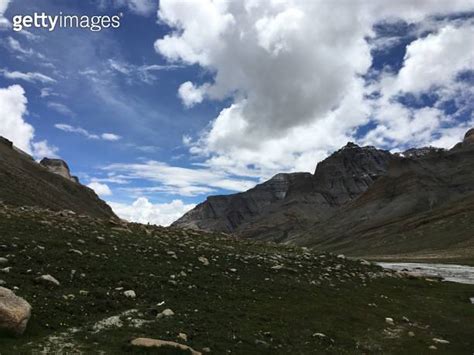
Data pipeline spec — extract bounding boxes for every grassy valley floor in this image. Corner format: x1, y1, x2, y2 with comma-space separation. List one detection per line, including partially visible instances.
0, 204, 473, 354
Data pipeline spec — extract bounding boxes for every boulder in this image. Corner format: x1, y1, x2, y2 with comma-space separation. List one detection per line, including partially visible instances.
0, 287, 31, 335
130, 337, 202, 355
40, 158, 79, 183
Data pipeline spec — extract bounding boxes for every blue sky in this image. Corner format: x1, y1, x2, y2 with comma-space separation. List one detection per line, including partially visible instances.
0, 0, 473, 225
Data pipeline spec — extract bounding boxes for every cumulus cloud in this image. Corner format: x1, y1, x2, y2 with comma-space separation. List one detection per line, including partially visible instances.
156, 0, 474, 175
0, 84, 57, 158
109, 198, 195, 226
32, 140, 59, 158
88, 182, 113, 196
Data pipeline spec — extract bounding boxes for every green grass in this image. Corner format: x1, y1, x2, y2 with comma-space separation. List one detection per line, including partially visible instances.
1, 205, 473, 354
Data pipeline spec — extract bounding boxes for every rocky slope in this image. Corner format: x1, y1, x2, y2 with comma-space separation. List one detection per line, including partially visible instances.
0, 136, 116, 219
1, 204, 473, 353
173, 129, 474, 259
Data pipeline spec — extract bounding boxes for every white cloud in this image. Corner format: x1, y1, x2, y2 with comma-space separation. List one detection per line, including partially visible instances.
99, 0, 156, 16
88, 182, 113, 196
0, 84, 57, 158
0, 0, 11, 29
108, 59, 181, 84
101, 133, 122, 141
32, 140, 59, 158
47, 102, 75, 117
54, 124, 100, 139
178, 81, 208, 107
5, 36, 45, 59
109, 198, 195, 226
156, 0, 474, 176
104, 160, 257, 196
0, 68, 55, 84
54, 123, 122, 142
0, 85, 34, 153
385, 24, 474, 95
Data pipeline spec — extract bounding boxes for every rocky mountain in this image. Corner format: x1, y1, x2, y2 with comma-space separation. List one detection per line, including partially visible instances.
0, 136, 117, 219
173, 129, 474, 259
174, 142, 395, 234
40, 158, 80, 183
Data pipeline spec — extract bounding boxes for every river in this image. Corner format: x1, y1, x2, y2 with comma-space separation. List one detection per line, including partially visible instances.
377, 262, 474, 285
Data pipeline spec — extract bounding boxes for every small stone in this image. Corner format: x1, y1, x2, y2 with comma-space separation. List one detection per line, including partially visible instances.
0, 257, 8, 265
337, 254, 346, 259
1, 267, 11, 273
255, 339, 269, 348
177, 332, 188, 341
469, 297, 474, 304
124, 290, 136, 298
0, 287, 32, 335
312, 332, 326, 338
69, 249, 83, 256
402, 316, 410, 323
202, 347, 211, 353
432, 338, 450, 344
198, 256, 209, 266
36, 274, 60, 286
271, 265, 284, 270
429, 345, 437, 350
385, 317, 394, 325
229, 268, 237, 273
157, 308, 175, 318
408, 331, 415, 337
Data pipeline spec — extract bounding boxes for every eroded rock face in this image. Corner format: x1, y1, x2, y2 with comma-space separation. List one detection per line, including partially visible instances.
173, 143, 394, 233
464, 128, 474, 144
40, 158, 79, 183
0, 287, 32, 335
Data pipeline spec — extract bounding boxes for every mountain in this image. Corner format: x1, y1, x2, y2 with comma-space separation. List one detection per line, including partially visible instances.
173, 142, 395, 234
0, 136, 117, 219
173, 129, 474, 259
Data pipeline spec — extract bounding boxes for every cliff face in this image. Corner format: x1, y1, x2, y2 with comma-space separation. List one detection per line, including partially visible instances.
173, 143, 395, 235
0, 137, 117, 219
40, 158, 80, 183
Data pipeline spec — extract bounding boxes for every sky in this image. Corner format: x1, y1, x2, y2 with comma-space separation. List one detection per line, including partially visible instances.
0, 0, 473, 226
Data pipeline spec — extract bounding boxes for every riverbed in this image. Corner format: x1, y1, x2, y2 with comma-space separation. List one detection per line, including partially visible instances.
377, 262, 474, 285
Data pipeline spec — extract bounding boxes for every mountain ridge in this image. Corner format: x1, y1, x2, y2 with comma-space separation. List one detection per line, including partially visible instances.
0, 136, 117, 219
173, 129, 474, 258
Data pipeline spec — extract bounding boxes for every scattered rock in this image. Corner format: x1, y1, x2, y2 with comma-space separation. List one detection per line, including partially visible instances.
123, 290, 136, 298
255, 339, 270, 348
337, 254, 346, 259
36, 274, 60, 286
385, 317, 394, 325
202, 347, 211, 353
0, 287, 32, 335
130, 337, 202, 355
408, 331, 415, 337
69, 249, 83, 256
157, 308, 175, 318
432, 338, 450, 344
177, 332, 188, 341
198, 256, 210, 266
312, 332, 327, 338
1, 267, 11, 273
429, 345, 437, 350
469, 297, 474, 304
0, 257, 8, 265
